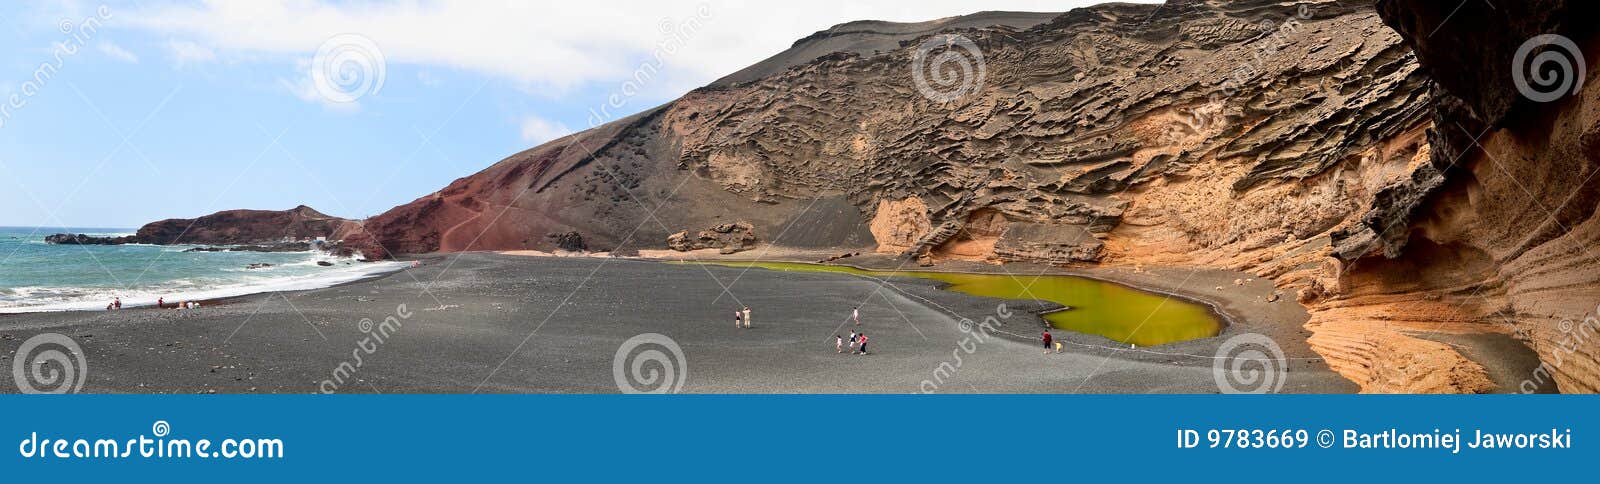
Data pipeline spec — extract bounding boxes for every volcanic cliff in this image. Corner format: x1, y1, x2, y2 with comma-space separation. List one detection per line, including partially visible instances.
1308, 0, 1600, 394
349, 0, 1600, 393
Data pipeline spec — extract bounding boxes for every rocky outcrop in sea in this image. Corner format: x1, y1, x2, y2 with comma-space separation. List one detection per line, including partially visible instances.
46, 205, 366, 256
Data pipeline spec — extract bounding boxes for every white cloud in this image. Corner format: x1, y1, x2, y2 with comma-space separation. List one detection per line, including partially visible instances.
520, 116, 572, 144
97, 41, 139, 63
118, 0, 1123, 97
165, 39, 216, 68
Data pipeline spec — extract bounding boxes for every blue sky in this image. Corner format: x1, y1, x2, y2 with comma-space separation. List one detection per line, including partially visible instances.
0, 0, 1119, 228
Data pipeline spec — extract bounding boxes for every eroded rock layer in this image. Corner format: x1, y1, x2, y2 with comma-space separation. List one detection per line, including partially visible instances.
1308, 0, 1600, 394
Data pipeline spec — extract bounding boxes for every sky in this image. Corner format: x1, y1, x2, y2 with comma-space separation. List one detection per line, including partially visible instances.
0, 0, 1140, 228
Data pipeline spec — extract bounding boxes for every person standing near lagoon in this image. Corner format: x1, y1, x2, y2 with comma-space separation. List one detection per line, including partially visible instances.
742, 306, 752, 328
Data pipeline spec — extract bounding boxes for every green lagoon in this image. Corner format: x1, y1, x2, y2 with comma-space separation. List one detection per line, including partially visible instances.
690, 261, 1224, 346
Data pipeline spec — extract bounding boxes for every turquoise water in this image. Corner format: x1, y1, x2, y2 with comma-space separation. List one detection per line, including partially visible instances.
0, 227, 404, 312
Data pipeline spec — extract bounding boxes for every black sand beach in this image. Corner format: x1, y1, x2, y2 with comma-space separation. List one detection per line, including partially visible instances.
1, 252, 1359, 394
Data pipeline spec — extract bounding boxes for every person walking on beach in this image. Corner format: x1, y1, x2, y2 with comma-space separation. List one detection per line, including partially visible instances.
848, 330, 859, 352
835, 334, 844, 353
857, 332, 869, 355
742, 306, 752, 328
852, 306, 860, 326
1042, 330, 1053, 355
735, 310, 743, 329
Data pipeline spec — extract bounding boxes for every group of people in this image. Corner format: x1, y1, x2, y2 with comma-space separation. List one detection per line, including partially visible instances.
159, 297, 201, 310
723, 303, 1074, 358
733, 306, 752, 328
105, 296, 201, 311
836, 330, 870, 355
729, 303, 875, 355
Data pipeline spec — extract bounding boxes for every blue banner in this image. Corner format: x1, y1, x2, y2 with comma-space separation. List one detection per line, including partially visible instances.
1, 395, 1590, 482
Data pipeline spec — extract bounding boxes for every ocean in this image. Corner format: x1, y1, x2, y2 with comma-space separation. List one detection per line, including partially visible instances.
0, 226, 406, 313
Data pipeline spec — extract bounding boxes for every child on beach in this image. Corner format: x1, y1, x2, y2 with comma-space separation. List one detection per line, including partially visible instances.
1042, 330, 1053, 355
835, 334, 844, 353
852, 307, 860, 325
735, 310, 743, 329
848, 330, 859, 352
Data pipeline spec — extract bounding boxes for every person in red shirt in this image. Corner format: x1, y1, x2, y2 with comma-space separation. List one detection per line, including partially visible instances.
857, 333, 869, 355
1042, 330, 1053, 355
